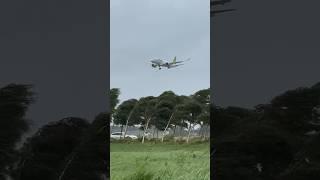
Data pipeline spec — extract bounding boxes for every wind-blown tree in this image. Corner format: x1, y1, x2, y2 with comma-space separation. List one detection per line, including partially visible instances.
13, 117, 89, 180
177, 99, 203, 143
0, 84, 35, 178
110, 88, 120, 114
135, 96, 159, 143
110, 88, 120, 132
268, 85, 320, 134
212, 84, 320, 179
113, 99, 138, 138
192, 88, 210, 105
55, 113, 109, 180
197, 106, 210, 140
149, 106, 167, 139
172, 95, 191, 140
153, 91, 181, 142
192, 88, 210, 139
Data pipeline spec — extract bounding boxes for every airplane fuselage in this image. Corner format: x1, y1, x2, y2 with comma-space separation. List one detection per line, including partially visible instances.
151, 59, 175, 69
150, 57, 187, 70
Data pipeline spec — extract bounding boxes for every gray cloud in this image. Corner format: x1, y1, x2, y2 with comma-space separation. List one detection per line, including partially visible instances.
0, 0, 108, 131
212, 0, 320, 108
111, 0, 210, 102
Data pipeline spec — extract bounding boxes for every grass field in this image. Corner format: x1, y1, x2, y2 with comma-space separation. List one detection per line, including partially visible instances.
111, 142, 210, 180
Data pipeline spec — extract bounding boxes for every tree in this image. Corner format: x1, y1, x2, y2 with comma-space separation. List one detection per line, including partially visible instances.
192, 88, 210, 139
13, 117, 89, 180
56, 113, 109, 180
269, 86, 320, 134
177, 99, 202, 143
192, 88, 210, 105
0, 84, 35, 178
148, 92, 180, 142
113, 99, 138, 138
135, 96, 159, 143
110, 88, 120, 114
197, 106, 210, 140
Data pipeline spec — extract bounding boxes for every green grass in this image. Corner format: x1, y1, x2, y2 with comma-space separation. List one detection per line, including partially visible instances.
111, 142, 210, 180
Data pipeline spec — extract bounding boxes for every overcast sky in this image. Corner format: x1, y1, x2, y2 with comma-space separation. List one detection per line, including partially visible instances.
0, 0, 107, 131
212, 0, 320, 108
111, 0, 210, 103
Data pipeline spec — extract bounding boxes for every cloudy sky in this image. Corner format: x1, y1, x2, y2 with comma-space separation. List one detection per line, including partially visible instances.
111, 0, 210, 102
212, 0, 320, 108
0, 0, 107, 131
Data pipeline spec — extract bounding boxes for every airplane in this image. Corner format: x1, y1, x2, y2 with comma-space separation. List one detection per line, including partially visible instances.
211, 0, 236, 17
150, 56, 190, 70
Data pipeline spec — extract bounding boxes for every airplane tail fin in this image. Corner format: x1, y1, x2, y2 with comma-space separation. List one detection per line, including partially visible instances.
173, 56, 176, 63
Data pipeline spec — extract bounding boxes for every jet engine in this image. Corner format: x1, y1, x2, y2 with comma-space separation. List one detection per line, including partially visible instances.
151, 64, 157, 68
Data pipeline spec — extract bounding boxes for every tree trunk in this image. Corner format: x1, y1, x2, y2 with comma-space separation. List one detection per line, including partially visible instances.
173, 125, 176, 136
206, 125, 209, 140
161, 111, 175, 142
201, 125, 205, 140
198, 125, 203, 137
203, 125, 209, 140
123, 106, 136, 139
142, 118, 151, 144
120, 125, 123, 139
157, 129, 159, 139
58, 152, 76, 180
152, 126, 156, 139
179, 125, 183, 140
112, 123, 115, 131
186, 124, 193, 143
123, 125, 129, 139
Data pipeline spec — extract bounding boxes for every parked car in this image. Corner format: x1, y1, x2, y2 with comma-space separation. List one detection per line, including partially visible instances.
110, 132, 138, 140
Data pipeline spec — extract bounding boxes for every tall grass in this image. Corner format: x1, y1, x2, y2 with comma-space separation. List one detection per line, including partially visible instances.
111, 142, 209, 180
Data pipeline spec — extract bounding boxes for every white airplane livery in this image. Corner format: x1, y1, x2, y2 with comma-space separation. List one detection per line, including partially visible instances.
150, 56, 190, 70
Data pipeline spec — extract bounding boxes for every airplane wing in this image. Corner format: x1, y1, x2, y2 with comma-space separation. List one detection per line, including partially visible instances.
169, 64, 184, 68
150, 59, 164, 65
175, 58, 191, 64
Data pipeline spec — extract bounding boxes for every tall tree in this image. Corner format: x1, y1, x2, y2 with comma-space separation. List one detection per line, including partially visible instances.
269, 86, 320, 134
0, 84, 35, 178
192, 88, 210, 139
56, 113, 109, 180
197, 106, 210, 140
110, 88, 120, 114
179, 99, 203, 143
192, 88, 210, 105
113, 99, 138, 138
13, 117, 89, 180
155, 92, 186, 142
135, 96, 159, 143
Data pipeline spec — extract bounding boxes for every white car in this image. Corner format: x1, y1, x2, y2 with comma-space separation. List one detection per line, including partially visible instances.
110, 132, 138, 140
